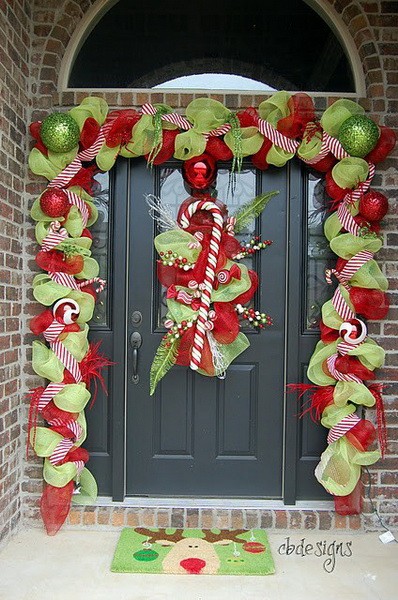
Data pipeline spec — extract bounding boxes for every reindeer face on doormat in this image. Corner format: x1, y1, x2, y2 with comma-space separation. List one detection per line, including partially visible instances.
111, 528, 275, 575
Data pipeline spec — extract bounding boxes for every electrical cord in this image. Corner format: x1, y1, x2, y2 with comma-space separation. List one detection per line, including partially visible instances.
363, 466, 398, 541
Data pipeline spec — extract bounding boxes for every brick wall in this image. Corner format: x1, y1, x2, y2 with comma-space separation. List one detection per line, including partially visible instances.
0, 0, 395, 538
0, 0, 31, 548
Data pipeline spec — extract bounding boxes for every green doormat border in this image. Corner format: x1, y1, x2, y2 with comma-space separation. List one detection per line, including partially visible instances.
111, 528, 275, 575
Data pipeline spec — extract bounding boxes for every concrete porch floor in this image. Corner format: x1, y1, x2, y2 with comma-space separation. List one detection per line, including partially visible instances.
0, 529, 397, 600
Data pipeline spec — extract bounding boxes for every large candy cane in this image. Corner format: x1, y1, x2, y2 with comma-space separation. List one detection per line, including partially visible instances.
179, 200, 224, 370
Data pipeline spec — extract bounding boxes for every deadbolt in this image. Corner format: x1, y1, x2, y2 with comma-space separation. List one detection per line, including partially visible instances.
131, 310, 142, 326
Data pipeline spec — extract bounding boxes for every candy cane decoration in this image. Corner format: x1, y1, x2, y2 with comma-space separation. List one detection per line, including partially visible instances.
178, 200, 224, 370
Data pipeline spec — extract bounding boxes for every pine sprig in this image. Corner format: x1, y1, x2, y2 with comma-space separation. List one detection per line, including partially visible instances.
149, 336, 180, 396
232, 191, 279, 233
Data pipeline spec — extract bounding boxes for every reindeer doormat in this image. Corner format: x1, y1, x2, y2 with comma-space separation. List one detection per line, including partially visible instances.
111, 528, 275, 575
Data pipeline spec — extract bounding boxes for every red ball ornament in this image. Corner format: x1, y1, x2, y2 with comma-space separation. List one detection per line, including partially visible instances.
40, 188, 69, 218
359, 190, 389, 222
243, 541, 266, 554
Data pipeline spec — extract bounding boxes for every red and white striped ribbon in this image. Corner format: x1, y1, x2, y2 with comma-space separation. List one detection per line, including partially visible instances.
205, 124, 232, 138
49, 437, 74, 465
326, 354, 362, 384
257, 118, 299, 153
74, 460, 85, 476
51, 340, 82, 383
50, 419, 82, 440
141, 103, 192, 130
322, 132, 350, 160
41, 221, 69, 252
65, 190, 89, 228
38, 383, 65, 412
48, 123, 111, 189
337, 340, 360, 356
340, 250, 374, 280
337, 201, 359, 236
326, 250, 374, 320
225, 216, 236, 236
49, 415, 84, 465
179, 200, 224, 370
43, 319, 65, 343
327, 413, 361, 444
48, 271, 106, 294
343, 163, 376, 204
336, 163, 376, 236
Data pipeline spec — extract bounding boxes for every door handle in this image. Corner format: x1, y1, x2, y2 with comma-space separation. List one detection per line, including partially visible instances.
130, 331, 142, 384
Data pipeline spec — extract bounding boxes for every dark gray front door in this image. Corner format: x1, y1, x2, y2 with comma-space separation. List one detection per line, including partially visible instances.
122, 159, 287, 497
86, 158, 329, 501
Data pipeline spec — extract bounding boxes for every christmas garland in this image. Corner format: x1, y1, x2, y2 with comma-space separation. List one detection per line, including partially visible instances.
28, 92, 395, 533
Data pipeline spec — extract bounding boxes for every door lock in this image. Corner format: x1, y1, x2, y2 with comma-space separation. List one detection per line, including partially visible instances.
131, 311, 142, 326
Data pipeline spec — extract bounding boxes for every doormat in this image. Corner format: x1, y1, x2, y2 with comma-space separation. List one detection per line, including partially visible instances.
111, 528, 275, 575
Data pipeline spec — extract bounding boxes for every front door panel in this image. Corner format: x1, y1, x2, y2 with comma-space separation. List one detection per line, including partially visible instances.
125, 159, 288, 497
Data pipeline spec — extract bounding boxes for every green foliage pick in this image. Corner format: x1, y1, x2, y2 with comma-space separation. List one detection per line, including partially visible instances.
232, 191, 279, 233
150, 337, 180, 395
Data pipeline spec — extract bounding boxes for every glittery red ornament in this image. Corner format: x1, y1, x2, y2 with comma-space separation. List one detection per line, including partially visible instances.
40, 188, 69, 218
359, 190, 389, 222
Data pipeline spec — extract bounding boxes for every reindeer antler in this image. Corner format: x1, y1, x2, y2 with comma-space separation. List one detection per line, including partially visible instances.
201, 529, 247, 544
135, 528, 185, 543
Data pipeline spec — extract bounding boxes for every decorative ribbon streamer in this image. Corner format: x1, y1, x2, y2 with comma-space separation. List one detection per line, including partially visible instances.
41, 221, 68, 252
179, 200, 224, 370
141, 103, 192, 130
38, 383, 65, 412
48, 121, 112, 189
50, 438, 74, 465
42, 319, 65, 342
327, 413, 361, 444
325, 250, 374, 321
49, 420, 83, 465
336, 163, 376, 235
50, 340, 82, 383
257, 118, 300, 153
326, 354, 362, 384
42, 320, 82, 383
65, 190, 89, 228
225, 216, 236, 236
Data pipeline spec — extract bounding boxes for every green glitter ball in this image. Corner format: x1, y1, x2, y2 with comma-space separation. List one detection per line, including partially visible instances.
40, 112, 80, 153
338, 115, 379, 158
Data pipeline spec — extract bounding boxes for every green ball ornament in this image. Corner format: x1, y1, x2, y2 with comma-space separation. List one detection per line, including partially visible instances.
338, 115, 379, 158
40, 112, 80, 153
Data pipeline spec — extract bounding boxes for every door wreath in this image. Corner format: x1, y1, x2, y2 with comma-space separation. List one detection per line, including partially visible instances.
27, 92, 395, 534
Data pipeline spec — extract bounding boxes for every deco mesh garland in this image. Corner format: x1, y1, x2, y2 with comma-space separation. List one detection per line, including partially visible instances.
28, 92, 395, 533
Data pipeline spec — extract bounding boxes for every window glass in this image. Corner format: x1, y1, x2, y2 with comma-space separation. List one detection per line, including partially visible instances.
90, 172, 111, 327
70, 0, 354, 92
305, 173, 335, 331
